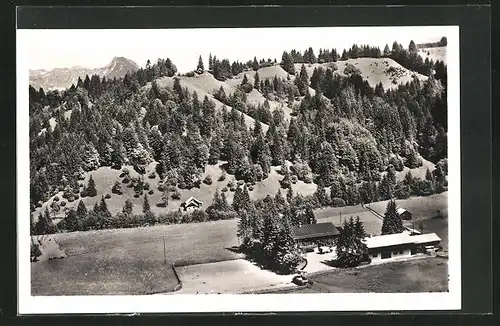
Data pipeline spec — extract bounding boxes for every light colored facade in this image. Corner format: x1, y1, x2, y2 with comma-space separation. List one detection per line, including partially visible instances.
363, 231, 441, 263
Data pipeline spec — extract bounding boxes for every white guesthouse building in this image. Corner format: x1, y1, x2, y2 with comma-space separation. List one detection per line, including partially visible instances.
363, 231, 441, 262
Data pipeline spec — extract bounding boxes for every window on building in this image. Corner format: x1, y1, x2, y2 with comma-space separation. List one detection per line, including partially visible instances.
372, 253, 377, 258
399, 250, 404, 254
393, 251, 398, 255
381, 252, 391, 259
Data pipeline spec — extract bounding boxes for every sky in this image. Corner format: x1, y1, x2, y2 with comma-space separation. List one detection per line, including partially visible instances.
21, 26, 450, 73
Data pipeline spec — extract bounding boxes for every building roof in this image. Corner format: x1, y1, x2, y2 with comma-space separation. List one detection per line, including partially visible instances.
412, 233, 442, 244
363, 231, 441, 249
397, 208, 410, 215
180, 196, 202, 207
291, 222, 340, 240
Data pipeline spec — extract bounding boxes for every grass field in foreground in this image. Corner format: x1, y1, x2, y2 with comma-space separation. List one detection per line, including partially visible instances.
31, 220, 242, 295
262, 257, 448, 294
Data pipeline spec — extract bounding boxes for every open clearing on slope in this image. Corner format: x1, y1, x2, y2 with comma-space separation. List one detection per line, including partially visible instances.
31, 192, 447, 295
31, 219, 242, 295
33, 161, 317, 219
418, 46, 447, 64
259, 257, 448, 294
294, 57, 428, 90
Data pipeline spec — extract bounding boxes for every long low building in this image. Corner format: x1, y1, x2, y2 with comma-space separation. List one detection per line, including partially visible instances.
363, 231, 441, 262
291, 222, 340, 249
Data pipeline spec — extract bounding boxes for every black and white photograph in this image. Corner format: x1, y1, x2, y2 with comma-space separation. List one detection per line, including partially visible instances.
17, 25, 461, 313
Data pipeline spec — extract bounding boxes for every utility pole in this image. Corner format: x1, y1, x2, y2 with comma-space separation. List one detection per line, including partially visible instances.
163, 236, 166, 265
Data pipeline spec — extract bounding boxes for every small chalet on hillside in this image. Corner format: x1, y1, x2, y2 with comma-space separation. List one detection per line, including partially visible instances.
291, 222, 340, 249
363, 231, 441, 262
180, 197, 203, 212
397, 208, 413, 220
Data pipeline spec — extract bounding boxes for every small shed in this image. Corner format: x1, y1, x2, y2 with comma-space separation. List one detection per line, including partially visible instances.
291, 222, 340, 248
397, 208, 413, 220
180, 197, 203, 212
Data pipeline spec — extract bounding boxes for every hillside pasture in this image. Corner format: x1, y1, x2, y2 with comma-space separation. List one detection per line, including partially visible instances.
31, 219, 242, 295
294, 58, 428, 90
33, 161, 318, 220
418, 46, 447, 64
145, 76, 268, 133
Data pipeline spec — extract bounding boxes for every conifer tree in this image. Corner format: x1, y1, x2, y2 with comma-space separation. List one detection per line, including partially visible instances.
381, 200, 404, 235
35, 207, 57, 235
76, 199, 88, 220
305, 206, 317, 224
254, 72, 260, 91
64, 208, 80, 232
196, 55, 204, 73
315, 187, 329, 207
122, 199, 134, 216
86, 175, 97, 197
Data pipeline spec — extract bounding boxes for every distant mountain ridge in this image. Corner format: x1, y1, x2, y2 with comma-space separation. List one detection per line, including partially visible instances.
29, 57, 140, 91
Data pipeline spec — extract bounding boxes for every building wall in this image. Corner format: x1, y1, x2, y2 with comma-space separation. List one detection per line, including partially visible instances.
369, 247, 412, 263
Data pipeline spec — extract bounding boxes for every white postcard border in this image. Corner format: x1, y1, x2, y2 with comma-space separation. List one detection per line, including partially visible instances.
17, 26, 461, 314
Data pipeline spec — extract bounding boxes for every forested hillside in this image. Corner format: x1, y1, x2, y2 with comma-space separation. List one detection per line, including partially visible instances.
29, 40, 448, 234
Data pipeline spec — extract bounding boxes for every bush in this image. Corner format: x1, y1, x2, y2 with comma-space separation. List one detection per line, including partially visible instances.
68, 196, 75, 203
53, 196, 60, 202
134, 193, 140, 198
191, 210, 208, 223
122, 176, 130, 184
237, 180, 244, 186
248, 186, 254, 191
185, 71, 196, 77
122, 167, 130, 174
218, 171, 226, 182
171, 190, 181, 200
344, 63, 361, 75
158, 184, 166, 192
60, 201, 66, 207
330, 197, 346, 207
241, 82, 253, 93
156, 201, 167, 208
112, 181, 123, 195
36, 201, 43, 208
144, 182, 150, 191
203, 175, 213, 185
222, 187, 228, 192
148, 189, 154, 195
291, 175, 298, 184
148, 172, 156, 179
228, 180, 235, 188
105, 193, 111, 199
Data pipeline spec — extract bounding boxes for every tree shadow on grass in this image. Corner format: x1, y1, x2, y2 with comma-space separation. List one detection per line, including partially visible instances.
225, 246, 242, 254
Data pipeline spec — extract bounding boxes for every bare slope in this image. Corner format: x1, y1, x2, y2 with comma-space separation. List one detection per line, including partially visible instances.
294, 57, 429, 90
418, 46, 447, 64
33, 161, 317, 219
144, 75, 269, 133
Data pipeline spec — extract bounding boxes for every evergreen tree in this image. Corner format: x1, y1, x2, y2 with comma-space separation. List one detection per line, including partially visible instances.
196, 55, 204, 73
35, 207, 57, 235
64, 208, 81, 232
252, 57, 259, 71
254, 72, 260, 91
76, 199, 88, 220
305, 206, 317, 224
123, 199, 134, 216
315, 186, 329, 206
280, 51, 295, 75
86, 175, 97, 197
381, 200, 404, 235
